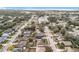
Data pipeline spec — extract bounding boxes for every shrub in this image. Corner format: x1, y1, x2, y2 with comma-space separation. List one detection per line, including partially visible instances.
45, 46, 53, 52
56, 43, 65, 49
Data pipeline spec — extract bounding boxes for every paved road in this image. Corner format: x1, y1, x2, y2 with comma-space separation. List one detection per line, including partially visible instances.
44, 26, 57, 52
37, 16, 57, 52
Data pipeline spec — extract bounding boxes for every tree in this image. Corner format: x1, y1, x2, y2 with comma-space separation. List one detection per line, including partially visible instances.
57, 25, 63, 30
7, 45, 14, 51
28, 38, 33, 42
1, 40, 8, 44
0, 31, 2, 37
47, 16, 57, 23
53, 27, 59, 33
56, 42, 65, 49
60, 28, 66, 36
68, 20, 79, 26
64, 33, 74, 41
0, 45, 2, 49
42, 39, 48, 44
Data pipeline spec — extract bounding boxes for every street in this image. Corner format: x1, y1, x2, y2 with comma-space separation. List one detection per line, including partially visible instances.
44, 26, 57, 52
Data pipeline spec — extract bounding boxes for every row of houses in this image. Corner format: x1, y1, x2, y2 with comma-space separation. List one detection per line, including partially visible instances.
53, 33, 73, 51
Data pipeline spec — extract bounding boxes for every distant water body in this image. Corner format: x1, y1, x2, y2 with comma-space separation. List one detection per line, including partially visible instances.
1, 7, 79, 10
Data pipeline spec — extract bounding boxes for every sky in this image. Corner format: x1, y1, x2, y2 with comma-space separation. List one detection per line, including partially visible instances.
0, 7, 79, 10
0, 0, 79, 7
0, 0, 79, 10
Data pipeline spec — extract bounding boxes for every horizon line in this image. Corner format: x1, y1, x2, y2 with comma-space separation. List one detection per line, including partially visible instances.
0, 7, 79, 10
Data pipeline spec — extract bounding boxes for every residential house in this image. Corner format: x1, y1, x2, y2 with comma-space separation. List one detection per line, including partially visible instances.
35, 32, 45, 39
0, 33, 9, 43
23, 31, 31, 37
